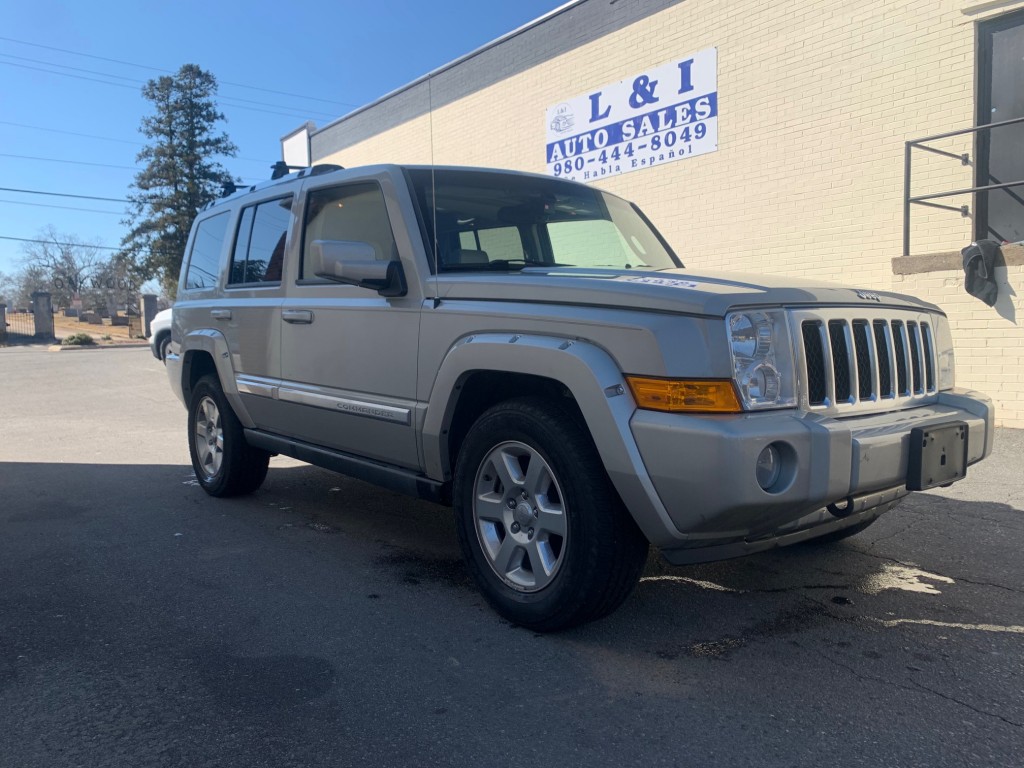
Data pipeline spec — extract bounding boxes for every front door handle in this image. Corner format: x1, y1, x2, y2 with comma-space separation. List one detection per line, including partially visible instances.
282, 309, 314, 324
210, 309, 232, 320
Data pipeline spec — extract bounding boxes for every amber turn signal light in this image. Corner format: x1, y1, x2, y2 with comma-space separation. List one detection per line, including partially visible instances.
625, 376, 742, 413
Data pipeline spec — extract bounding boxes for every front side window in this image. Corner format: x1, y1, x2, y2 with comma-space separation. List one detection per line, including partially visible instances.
184, 212, 230, 290
301, 182, 398, 281
406, 168, 680, 273
228, 197, 291, 286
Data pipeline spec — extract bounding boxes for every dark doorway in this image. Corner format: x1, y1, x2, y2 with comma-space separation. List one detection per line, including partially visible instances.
977, 10, 1024, 244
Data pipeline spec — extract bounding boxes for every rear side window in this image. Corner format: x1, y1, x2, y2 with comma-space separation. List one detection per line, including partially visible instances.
228, 197, 291, 286
184, 212, 230, 290
301, 183, 397, 281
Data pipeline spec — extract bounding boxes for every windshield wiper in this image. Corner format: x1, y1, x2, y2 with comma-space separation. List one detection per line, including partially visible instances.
440, 259, 571, 272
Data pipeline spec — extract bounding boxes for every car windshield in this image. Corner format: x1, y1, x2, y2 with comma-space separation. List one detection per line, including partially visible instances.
406, 168, 681, 273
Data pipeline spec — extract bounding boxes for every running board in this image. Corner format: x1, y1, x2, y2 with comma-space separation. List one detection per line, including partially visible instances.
244, 429, 449, 504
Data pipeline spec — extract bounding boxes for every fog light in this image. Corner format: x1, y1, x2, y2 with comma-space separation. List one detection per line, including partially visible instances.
756, 444, 782, 490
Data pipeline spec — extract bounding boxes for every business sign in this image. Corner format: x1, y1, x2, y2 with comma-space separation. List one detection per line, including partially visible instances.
545, 48, 718, 182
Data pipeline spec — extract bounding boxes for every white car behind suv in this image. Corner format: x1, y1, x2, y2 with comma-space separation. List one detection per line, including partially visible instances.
149, 308, 172, 362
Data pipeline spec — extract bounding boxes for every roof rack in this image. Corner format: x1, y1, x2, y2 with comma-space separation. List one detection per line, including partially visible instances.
204, 163, 347, 210
270, 161, 345, 180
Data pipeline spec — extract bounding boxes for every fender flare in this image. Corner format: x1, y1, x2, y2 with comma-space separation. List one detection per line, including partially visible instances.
421, 333, 686, 547
180, 328, 256, 429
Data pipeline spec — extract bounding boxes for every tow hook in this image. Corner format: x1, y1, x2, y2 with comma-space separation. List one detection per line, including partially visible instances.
827, 496, 856, 518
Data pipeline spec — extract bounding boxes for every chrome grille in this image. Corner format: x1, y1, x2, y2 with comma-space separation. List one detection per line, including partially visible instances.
793, 308, 939, 415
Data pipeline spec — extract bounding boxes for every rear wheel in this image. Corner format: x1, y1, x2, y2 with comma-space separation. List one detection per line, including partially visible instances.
157, 334, 171, 363
453, 397, 648, 632
188, 375, 269, 497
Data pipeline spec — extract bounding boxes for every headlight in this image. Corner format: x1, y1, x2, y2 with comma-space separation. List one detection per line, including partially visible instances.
933, 315, 955, 391
726, 310, 797, 410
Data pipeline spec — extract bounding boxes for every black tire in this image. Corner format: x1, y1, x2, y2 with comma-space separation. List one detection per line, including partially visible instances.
187, 375, 270, 497
805, 517, 877, 545
453, 397, 649, 632
157, 334, 171, 363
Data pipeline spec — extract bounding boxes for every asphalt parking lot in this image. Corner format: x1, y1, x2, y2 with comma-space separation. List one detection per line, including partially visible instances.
1, 346, 1021, 767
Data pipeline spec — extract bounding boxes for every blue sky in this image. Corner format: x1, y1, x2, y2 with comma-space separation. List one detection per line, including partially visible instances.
0, 0, 567, 277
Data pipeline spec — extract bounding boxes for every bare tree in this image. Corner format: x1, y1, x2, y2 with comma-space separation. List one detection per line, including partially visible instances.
0, 270, 16, 306
19, 227, 111, 310
10, 264, 48, 310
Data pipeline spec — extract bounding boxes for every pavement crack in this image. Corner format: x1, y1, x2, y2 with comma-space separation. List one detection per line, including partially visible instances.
808, 646, 1022, 729
750, 584, 852, 594
850, 548, 1024, 595
865, 520, 920, 549
908, 679, 1023, 729
942, 575, 1024, 595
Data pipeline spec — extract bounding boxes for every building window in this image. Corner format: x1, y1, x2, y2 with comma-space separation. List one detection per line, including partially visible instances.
977, 10, 1024, 243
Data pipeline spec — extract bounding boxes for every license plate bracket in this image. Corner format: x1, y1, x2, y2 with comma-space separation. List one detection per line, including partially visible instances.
907, 421, 968, 491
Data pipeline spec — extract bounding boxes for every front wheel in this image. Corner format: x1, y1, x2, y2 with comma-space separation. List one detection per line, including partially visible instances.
187, 375, 270, 497
453, 397, 649, 632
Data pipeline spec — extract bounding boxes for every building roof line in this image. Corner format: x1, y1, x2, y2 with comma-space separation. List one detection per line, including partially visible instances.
308, 0, 586, 139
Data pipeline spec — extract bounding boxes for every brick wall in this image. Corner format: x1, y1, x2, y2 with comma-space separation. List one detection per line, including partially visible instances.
312, 0, 1024, 426
895, 260, 1024, 426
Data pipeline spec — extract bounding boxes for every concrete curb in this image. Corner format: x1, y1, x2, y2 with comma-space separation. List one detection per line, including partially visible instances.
48, 343, 152, 352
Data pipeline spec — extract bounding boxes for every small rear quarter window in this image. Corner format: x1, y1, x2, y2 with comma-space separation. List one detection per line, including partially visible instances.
185, 212, 230, 290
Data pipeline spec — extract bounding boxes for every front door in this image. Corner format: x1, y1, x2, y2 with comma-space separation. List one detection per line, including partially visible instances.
277, 178, 421, 470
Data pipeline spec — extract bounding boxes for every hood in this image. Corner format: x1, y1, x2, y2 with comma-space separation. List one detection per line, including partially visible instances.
434, 267, 940, 317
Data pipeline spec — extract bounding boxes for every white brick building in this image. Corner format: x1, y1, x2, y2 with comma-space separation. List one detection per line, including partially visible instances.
284, 0, 1024, 427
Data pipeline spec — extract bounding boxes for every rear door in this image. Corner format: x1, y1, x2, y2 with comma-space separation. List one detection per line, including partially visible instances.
219, 193, 292, 429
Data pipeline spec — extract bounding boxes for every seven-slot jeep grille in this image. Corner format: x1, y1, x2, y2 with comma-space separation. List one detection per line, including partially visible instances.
794, 309, 938, 414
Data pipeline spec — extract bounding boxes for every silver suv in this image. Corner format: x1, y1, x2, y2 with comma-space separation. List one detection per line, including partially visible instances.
167, 164, 993, 630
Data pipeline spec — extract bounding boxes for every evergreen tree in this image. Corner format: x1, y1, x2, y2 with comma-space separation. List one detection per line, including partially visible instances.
121, 64, 237, 296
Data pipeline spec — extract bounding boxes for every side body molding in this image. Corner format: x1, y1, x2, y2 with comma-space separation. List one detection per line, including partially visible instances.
180, 328, 256, 429
421, 333, 688, 548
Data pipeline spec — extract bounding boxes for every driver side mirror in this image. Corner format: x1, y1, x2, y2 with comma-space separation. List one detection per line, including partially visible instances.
310, 240, 407, 297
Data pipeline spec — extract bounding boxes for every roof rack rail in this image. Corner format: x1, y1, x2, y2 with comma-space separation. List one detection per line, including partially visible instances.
306, 163, 345, 176
202, 163, 348, 210
270, 161, 345, 180
271, 161, 306, 179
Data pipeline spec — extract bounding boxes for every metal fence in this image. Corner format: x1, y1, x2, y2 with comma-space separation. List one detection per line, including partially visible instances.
2, 310, 36, 341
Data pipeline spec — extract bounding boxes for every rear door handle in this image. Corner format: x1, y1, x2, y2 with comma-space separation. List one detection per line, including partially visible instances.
282, 309, 314, 324
210, 309, 232, 320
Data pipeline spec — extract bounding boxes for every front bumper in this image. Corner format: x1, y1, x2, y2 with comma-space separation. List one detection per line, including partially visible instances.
630, 388, 993, 561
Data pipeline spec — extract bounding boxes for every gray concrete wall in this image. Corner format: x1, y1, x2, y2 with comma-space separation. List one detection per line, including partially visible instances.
31, 292, 53, 340
141, 294, 158, 338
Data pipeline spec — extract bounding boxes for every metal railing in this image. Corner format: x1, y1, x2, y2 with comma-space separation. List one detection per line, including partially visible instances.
903, 115, 1024, 256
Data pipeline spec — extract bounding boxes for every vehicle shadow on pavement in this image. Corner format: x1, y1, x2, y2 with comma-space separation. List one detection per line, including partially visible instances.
3, 460, 1022, 764
3, 459, 1021, 645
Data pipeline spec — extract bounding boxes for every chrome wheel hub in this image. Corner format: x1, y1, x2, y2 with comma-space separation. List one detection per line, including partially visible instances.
472, 441, 567, 592
194, 396, 224, 479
